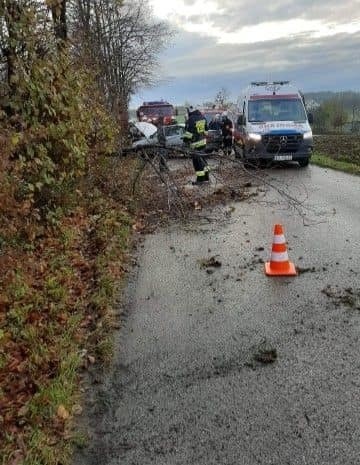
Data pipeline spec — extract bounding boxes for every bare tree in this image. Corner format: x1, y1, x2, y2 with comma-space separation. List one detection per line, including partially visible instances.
72, 0, 172, 125
215, 87, 230, 108
0, 0, 172, 127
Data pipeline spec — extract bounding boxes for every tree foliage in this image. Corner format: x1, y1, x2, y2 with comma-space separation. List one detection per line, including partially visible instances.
0, 1, 171, 461
306, 91, 360, 111
0, 1, 118, 224
309, 91, 360, 134
313, 96, 349, 133
0, 2, 131, 462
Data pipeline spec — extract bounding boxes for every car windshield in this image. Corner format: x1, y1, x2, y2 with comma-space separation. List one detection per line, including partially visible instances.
248, 98, 307, 122
139, 106, 173, 117
163, 126, 184, 137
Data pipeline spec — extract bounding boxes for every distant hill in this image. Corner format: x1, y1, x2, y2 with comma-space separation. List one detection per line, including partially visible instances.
304, 91, 360, 110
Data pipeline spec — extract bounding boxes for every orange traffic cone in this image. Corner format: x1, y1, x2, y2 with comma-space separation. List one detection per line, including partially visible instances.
265, 224, 297, 276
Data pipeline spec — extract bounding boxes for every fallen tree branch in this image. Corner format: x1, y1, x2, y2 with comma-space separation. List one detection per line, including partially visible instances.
119, 143, 327, 227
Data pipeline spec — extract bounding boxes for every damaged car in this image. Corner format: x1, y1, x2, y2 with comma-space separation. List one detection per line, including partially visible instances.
130, 122, 185, 149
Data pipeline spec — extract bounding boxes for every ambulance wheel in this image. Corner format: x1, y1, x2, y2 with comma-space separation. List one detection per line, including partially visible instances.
298, 158, 309, 167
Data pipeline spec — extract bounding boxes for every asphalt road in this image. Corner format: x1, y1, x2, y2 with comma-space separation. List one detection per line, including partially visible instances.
75, 164, 360, 465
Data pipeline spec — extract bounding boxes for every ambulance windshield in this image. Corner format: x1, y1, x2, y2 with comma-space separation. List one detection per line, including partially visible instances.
248, 98, 307, 122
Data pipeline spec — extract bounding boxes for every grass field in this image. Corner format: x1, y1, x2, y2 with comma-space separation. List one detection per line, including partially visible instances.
311, 135, 360, 175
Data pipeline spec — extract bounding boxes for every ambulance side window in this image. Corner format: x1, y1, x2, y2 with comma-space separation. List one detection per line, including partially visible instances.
237, 101, 246, 128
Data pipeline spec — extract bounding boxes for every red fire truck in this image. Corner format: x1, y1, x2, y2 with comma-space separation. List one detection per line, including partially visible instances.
136, 101, 177, 126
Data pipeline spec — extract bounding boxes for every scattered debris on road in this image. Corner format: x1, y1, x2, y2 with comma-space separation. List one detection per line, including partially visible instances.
253, 341, 278, 364
238, 256, 264, 271
254, 348, 278, 364
199, 256, 222, 269
322, 285, 360, 309
297, 266, 317, 274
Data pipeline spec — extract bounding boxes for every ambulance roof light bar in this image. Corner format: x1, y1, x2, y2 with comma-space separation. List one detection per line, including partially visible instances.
251, 81, 290, 86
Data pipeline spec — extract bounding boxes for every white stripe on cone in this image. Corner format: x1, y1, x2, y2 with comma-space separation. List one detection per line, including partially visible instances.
270, 251, 289, 262
272, 234, 286, 244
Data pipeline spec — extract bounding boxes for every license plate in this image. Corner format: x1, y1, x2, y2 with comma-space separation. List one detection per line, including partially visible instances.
274, 154, 293, 161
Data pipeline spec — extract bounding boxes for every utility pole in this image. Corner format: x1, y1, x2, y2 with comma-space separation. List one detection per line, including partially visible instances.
352, 105, 355, 132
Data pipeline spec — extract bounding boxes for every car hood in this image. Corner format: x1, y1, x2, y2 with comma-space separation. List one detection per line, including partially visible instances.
134, 122, 158, 139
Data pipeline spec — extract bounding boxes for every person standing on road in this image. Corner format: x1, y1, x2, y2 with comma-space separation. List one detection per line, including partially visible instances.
209, 113, 222, 130
221, 111, 233, 155
183, 107, 210, 183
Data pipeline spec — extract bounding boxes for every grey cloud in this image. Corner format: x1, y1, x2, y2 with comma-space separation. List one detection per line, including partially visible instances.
199, 0, 359, 31
134, 1, 360, 105
162, 29, 360, 81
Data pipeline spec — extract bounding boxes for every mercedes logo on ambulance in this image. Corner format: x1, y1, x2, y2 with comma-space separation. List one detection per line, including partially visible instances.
280, 136, 288, 146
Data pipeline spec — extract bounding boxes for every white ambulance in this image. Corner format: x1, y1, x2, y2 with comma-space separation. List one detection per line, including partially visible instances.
235, 81, 313, 167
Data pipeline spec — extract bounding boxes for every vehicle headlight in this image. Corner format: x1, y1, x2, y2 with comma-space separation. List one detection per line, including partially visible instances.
303, 131, 313, 140
248, 132, 262, 142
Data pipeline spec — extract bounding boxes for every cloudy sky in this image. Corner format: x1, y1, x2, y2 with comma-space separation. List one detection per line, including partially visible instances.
132, 0, 360, 106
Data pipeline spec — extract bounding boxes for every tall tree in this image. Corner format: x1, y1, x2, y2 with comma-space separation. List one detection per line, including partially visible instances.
72, 0, 172, 124
47, 0, 68, 42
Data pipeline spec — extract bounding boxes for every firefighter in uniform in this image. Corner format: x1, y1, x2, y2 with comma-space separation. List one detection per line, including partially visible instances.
183, 107, 210, 183
221, 111, 233, 155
